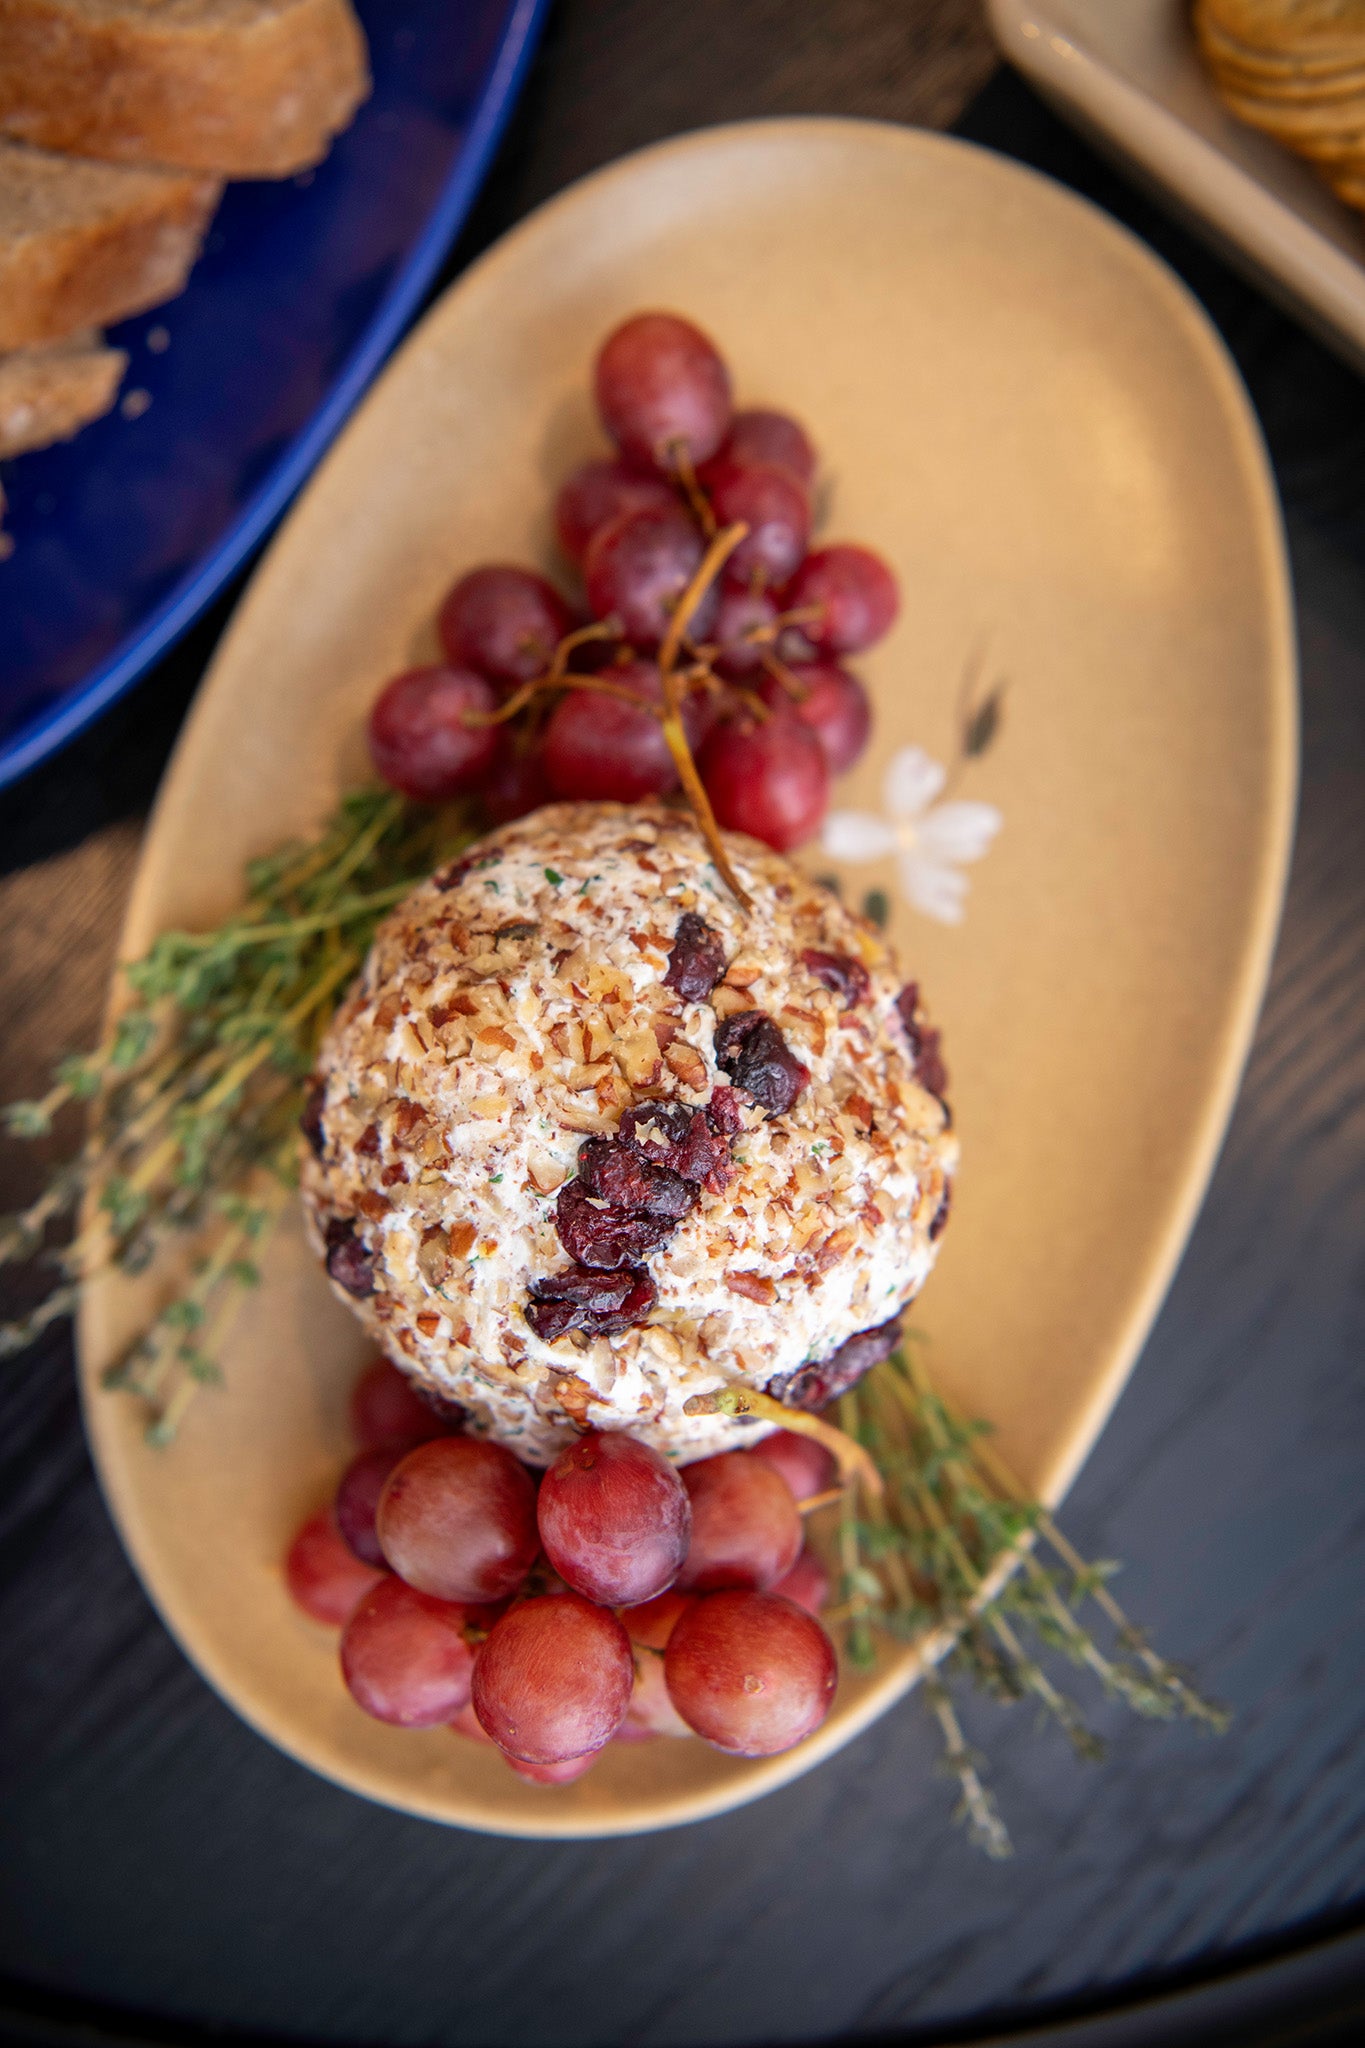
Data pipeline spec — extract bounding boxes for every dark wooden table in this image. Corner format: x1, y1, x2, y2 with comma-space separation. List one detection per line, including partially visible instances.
3, 5, 1365, 2043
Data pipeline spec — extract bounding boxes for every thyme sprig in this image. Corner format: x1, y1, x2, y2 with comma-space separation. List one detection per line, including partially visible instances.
0, 787, 478, 1440
822, 1340, 1229, 1854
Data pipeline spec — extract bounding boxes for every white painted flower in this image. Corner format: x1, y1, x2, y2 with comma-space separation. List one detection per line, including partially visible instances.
822, 747, 1002, 925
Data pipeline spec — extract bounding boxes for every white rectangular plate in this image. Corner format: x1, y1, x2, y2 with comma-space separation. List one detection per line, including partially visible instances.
989, 0, 1365, 369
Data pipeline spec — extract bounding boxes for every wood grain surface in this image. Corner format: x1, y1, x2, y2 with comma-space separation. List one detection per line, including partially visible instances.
2, 6, 1365, 2042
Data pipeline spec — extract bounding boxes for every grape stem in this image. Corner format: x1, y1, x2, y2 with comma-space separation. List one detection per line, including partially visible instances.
681, 1383, 882, 1496
463, 620, 625, 728
667, 439, 717, 540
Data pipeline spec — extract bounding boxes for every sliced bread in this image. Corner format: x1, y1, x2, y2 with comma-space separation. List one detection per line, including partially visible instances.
0, 0, 370, 177
0, 330, 126, 456
0, 140, 220, 350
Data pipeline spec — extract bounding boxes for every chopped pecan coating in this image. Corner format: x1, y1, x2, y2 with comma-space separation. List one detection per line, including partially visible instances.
663, 911, 728, 1002
769, 1315, 903, 1410
525, 1264, 657, 1342
800, 948, 870, 1008
713, 1010, 810, 1117
324, 1217, 376, 1298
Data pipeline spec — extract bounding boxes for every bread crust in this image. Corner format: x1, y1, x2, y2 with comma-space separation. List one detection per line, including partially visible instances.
0, 0, 370, 176
0, 333, 126, 455
0, 144, 220, 349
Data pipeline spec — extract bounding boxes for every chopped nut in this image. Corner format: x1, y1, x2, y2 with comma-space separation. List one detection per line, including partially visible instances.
415, 1311, 440, 1337
356, 1190, 390, 1222
567, 1061, 612, 1091
726, 1271, 777, 1305
552, 1373, 596, 1423
664, 1041, 707, 1089
813, 1226, 857, 1272
476, 1024, 518, 1054
550, 1020, 586, 1063
616, 1028, 662, 1087
712, 983, 757, 1020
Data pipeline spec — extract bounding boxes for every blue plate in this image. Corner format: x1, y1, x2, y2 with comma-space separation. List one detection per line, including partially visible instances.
0, 0, 548, 789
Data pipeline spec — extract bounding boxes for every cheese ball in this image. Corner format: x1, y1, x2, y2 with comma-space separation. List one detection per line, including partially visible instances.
300, 800, 955, 1464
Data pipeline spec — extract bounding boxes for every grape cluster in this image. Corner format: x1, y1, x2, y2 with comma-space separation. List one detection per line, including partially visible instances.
363, 312, 900, 853
285, 1357, 839, 1780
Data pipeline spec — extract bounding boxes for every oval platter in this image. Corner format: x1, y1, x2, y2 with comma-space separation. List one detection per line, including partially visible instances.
79, 118, 1297, 1838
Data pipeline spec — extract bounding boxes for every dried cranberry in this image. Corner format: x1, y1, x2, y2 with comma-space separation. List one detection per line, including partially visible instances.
713, 1011, 809, 1117
576, 1139, 695, 1220
526, 1265, 657, 1342
801, 948, 870, 1009
617, 1105, 730, 1187
705, 1086, 746, 1136
769, 1316, 902, 1410
895, 982, 949, 1099
325, 1218, 376, 1298
555, 1181, 677, 1270
663, 912, 727, 1002
300, 1079, 327, 1158
929, 1181, 952, 1242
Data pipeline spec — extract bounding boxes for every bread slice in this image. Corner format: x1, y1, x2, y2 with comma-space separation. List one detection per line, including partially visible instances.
0, 329, 126, 455
0, 0, 370, 177
0, 140, 219, 350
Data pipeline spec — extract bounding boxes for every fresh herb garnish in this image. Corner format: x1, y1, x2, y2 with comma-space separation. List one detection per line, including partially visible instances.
0, 787, 476, 1441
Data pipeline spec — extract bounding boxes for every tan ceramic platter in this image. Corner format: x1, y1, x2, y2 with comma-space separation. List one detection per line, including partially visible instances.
80, 119, 1297, 1838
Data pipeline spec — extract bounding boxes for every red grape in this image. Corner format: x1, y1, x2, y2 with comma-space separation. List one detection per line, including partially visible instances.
284, 1508, 383, 1626
484, 735, 552, 824
449, 1699, 496, 1743
675, 1450, 802, 1592
536, 1429, 691, 1606
706, 460, 810, 589
784, 544, 899, 655
335, 1445, 410, 1567
712, 584, 778, 679
584, 504, 717, 650
699, 707, 829, 852
437, 565, 571, 689
622, 1588, 693, 1650
664, 1590, 838, 1755
621, 1646, 693, 1739
543, 660, 678, 803
721, 408, 816, 486
749, 1429, 837, 1502
507, 1751, 599, 1784
595, 312, 732, 473
368, 666, 499, 802
340, 1577, 478, 1727
376, 1436, 539, 1603
555, 457, 677, 563
472, 1593, 634, 1763
770, 1547, 831, 1617
760, 661, 870, 776
350, 1357, 453, 1452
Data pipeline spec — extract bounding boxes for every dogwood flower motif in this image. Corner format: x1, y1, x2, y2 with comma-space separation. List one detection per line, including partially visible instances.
822, 747, 1002, 925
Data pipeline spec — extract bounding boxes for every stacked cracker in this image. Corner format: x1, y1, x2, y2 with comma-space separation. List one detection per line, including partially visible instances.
1194, 0, 1365, 211
0, 0, 369, 487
